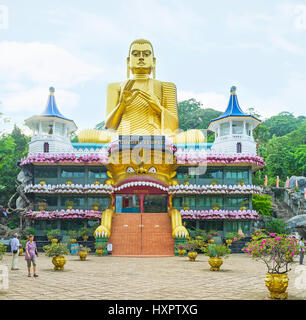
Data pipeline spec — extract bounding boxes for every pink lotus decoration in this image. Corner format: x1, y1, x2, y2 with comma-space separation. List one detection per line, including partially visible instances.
180, 209, 259, 220
175, 152, 265, 167
20, 153, 109, 166
24, 209, 102, 220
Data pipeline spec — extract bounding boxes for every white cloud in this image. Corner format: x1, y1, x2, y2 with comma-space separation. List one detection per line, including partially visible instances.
178, 90, 227, 111
2, 86, 79, 114
294, 5, 306, 30
0, 41, 104, 88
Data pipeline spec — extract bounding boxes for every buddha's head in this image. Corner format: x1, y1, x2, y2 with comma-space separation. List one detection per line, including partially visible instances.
127, 39, 156, 78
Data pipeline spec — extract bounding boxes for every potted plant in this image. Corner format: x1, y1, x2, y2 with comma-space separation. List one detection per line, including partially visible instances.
238, 180, 245, 186
43, 243, 70, 271
79, 245, 91, 260
183, 240, 201, 261
210, 180, 219, 186
19, 239, 28, 255
46, 229, 61, 243
67, 230, 79, 244
201, 243, 231, 271
65, 200, 74, 210
176, 244, 186, 257
225, 232, 236, 246
25, 228, 36, 240
37, 201, 47, 211
91, 201, 100, 211
80, 227, 90, 241
242, 230, 301, 299
211, 202, 221, 211
95, 242, 107, 256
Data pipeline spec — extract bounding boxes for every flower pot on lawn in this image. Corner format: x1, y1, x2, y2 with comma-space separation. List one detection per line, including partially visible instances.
265, 273, 289, 300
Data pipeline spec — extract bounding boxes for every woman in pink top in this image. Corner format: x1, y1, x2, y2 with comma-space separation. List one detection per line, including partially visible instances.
25, 234, 38, 277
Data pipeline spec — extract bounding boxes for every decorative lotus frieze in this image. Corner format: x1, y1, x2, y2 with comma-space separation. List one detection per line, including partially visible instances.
180, 209, 259, 220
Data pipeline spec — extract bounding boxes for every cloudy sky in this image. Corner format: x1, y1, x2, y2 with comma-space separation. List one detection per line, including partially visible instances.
0, 0, 306, 134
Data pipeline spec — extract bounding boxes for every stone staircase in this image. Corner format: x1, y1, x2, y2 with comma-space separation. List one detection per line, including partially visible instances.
108, 212, 174, 256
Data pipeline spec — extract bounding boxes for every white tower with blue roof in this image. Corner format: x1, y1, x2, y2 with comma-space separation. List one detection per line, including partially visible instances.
25, 87, 77, 154
208, 86, 260, 155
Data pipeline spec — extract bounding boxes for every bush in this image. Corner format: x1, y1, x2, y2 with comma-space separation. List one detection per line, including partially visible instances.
264, 217, 287, 234
79, 245, 91, 252
252, 194, 272, 216
46, 229, 61, 240
182, 240, 202, 252
7, 216, 19, 229
67, 230, 79, 239
43, 243, 70, 257
243, 230, 300, 274
201, 244, 231, 258
95, 242, 107, 250
0, 243, 7, 261
25, 227, 36, 236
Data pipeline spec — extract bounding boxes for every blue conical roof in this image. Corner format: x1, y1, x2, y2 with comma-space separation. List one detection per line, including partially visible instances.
41, 87, 73, 122
208, 86, 260, 128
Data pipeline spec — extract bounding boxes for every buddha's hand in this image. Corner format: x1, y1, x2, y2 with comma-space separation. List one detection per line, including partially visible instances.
173, 225, 189, 238
137, 90, 164, 114
94, 225, 111, 238
120, 89, 142, 106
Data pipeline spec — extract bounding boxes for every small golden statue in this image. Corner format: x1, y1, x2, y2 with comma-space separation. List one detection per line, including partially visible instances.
78, 39, 204, 144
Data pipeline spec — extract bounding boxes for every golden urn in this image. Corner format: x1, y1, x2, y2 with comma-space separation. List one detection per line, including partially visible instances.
178, 249, 186, 257
82, 235, 89, 241
208, 257, 223, 271
79, 251, 88, 261
70, 239, 77, 244
188, 251, 198, 261
18, 248, 23, 256
51, 238, 58, 244
96, 249, 104, 256
52, 256, 66, 271
226, 239, 233, 246
265, 273, 289, 300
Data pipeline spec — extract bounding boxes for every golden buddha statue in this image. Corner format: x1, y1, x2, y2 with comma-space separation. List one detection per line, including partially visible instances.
78, 39, 204, 144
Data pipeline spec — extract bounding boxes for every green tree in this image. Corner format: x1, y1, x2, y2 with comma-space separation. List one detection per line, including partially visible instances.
0, 125, 30, 203
262, 112, 305, 138
252, 194, 272, 216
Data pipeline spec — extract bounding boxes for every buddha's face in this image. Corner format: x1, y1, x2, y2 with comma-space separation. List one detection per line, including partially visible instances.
129, 42, 154, 75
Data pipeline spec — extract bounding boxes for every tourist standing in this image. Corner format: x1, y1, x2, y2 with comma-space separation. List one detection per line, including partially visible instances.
25, 235, 38, 277
10, 233, 20, 270
299, 237, 305, 265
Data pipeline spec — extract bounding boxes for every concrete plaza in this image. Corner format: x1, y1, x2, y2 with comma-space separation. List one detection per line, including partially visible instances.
0, 253, 305, 300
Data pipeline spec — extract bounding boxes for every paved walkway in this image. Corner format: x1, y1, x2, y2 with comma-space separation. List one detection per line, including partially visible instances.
0, 253, 305, 300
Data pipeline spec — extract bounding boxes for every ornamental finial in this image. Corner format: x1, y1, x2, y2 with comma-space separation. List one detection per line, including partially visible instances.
230, 86, 236, 94
49, 87, 55, 94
